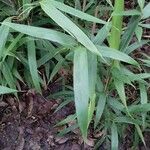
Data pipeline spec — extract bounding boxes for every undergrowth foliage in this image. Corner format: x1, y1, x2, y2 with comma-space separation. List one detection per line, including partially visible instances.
0, 0, 150, 149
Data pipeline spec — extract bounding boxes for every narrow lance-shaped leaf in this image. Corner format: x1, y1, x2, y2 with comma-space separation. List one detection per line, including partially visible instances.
120, 16, 141, 52
27, 38, 41, 93
125, 40, 149, 54
0, 86, 18, 95
87, 52, 97, 126
135, 125, 146, 146
93, 23, 111, 45
2, 22, 76, 46
138, 0, 145, 9
142, 2, 150, 19
49, 0, 106, 24
2, 62, 16, 90
2, 33, 24, 62
114, 78, 127, 108
88, 94, 96, 126
94, 93, 107, 129
135, 26, 143, 42
73, 46, 89, 140
88, 52, 97, 98
0, 20, 10, 61
40, 0, 103, 58
96, 46, 139, 66
112, 10, 141, 16
111, 123, 119, 150
139, 83, 148, 129
140, 23, 150, 29
48, 58, 64, 83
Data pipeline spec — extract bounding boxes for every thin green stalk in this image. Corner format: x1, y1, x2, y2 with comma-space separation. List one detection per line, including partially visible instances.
109, 0, 124, 50
109, 0, 124, 68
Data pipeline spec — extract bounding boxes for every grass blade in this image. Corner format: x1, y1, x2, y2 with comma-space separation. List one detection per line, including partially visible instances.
94, 93, 107, 129
139, 83, 148, 129
0, 86, 18, 95
111, 123, 118, 150
97, 46, 139, 66
3, 22, 76, 46
120, 16, 141, 52
142, 2, 150, 19
27, 38, 41, 93
49, 0, 106, 24
73, 46, 89, 140
114, 78, 127, 108
0, 21, 9, 60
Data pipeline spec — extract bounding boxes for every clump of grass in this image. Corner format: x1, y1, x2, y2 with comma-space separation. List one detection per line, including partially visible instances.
0, 0, 150, 149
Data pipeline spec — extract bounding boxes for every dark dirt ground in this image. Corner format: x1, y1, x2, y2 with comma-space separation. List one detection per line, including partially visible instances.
0, 87, 98, 150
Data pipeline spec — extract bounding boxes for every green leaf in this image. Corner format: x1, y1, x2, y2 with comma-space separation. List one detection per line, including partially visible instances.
97, 46, 139, 66
88, 94, 96, 126
48, 58, 64, 83
94, 93, 107, 129
135, 125, 146, 146
88, 52, 97, 98
73, 46, 89, 140
125, 40, 149, 54
49, 0, 106, 24
27, 38, 41, 93
111, 123, 118, 150
55, 114, 76, 127
2, 33, 24, 62
114, 117, 142, 125
128, 103, 150, 113
139, 83, 148, 105
135, 26, 143, 42
93, 23, 111, 45
13, 67, 25, 84
138, 0, 145, 9
139, 83, 148, 129
120, 16, 141, 52
138, 0, 145, 10
22, 0, 32, 19
0, 86, 18, 95
2, 22, 76, 46
2, 62, 16, 90
142, 2, 150, 19
108, 97, 125, 112
0, 21, 9, 61
40, 0, 103, 57
87, 52, 97, 125
112, 10, 141, 16
58, 124, 78, 137
54, 99, 72, 113
37, 46, 60, 67
114, 78, 127, 107
140, 23, 150, 29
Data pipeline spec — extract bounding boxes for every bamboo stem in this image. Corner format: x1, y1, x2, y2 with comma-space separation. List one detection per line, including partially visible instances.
109, 0, 124, 68
109, 0, 124, 50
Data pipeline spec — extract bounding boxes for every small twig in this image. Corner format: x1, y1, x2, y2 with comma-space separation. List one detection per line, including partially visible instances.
142, 35, 150, 39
